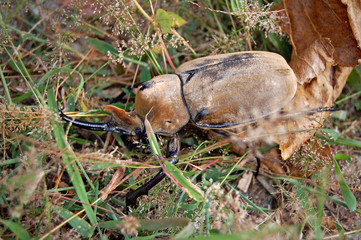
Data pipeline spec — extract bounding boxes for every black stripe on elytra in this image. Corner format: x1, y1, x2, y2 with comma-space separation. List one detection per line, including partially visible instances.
139, 80, 155, 91
181, 69, 198, 84
181, 53, 254, 85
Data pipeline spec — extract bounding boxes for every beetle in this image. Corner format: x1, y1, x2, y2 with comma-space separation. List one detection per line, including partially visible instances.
58, 51, 298, 207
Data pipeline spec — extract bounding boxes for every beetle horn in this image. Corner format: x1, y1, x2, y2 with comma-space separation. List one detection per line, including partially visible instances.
57, 103, 127, 134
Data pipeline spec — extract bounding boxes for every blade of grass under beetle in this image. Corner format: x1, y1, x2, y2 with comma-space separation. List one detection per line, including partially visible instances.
161, 161, 204, 202
48, 90, 97, 226
333, 156, 356, 211
144, 114, 204, 202
144, 115, 162, 156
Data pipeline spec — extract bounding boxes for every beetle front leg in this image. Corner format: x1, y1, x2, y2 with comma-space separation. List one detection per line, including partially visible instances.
126, 134, 180, 209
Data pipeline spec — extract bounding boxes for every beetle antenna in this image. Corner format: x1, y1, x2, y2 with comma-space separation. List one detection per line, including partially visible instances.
279, 107, 339, 117
57, 103, 125, 133
312, 107, 338, 113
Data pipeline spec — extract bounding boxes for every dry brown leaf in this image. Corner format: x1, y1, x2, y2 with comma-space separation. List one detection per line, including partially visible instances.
274, 64, 352, 160
276, 0, 361, 66
237, 172, 253, 192
271, 0, 360, 159
342, 0, 361, 49
100, 168, 125, 200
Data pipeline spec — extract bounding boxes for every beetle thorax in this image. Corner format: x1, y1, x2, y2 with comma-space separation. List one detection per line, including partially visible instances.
135, 74, 190, 135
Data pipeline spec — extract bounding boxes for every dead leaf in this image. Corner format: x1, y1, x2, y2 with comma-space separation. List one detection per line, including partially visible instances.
276, 0, 361, 66
237, 172, 253, 192
289, 38, 334, 85
261, 149, 286, 174
274, 63, 352, 160
100, 168, 125, 200
342, 0, 361, 49
271, 0, 360, 159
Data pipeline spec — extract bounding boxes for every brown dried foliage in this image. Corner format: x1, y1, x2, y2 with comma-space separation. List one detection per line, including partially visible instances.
272, 0, 361, 159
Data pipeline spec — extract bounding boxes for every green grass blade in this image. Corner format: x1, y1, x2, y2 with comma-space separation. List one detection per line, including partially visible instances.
144, 117, 162, 156
225, 182, 271, 215
318, 130, 361, 148
48, 90, 98, 225
56, 206, 93, 237
162, 161, 204, 202
331, 138, 361, 148
173, 221, 195, 239
0, 67, 12, 104
220, 151, 249, 185
333, 157, 356, 211
0, 219, 31, 240
334, 153, 352, 161
279, 177, 349, 206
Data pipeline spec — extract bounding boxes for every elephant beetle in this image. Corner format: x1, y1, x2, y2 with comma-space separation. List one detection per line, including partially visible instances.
58, 51, 298, 207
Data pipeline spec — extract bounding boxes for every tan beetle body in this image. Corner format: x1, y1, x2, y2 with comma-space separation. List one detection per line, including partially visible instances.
59, 51, 298, 207
126, 51, 297, 135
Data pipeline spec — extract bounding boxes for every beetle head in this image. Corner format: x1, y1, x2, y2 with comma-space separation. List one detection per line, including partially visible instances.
58, 104, 144, 138
103, 105, 144, 137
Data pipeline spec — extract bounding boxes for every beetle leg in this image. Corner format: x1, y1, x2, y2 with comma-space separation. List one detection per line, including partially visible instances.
126, 134, 180, 209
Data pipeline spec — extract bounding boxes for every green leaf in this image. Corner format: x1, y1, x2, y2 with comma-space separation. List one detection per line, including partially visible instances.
331, 138, 361, 148
13, 67, 71, 104
139, 66, 151, 83
85, 38, 148, 66
333, 157, 356, 211
155, 9, 174, 34
0, 219, 30, 240
8, 59, 28, 74
333, 221, 344, 237
167, 12, 186, 27
347, 64, 361, 91
179, 201, 200, 211
322, 129, 340, 141
56, 207, 93, 237
162, 161, 204, 202
318, 130, 361, 148
86, 37, 118, 56
334, 153, 352, 161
